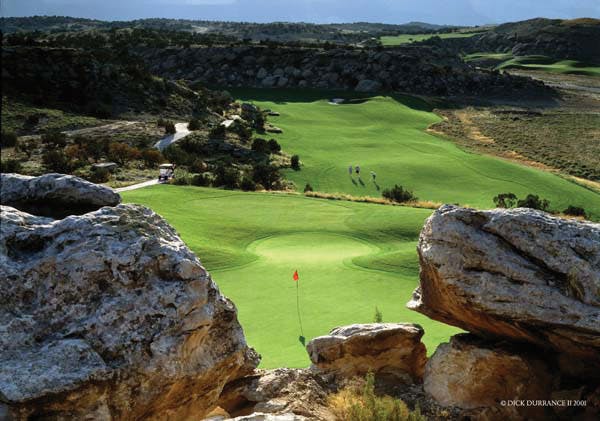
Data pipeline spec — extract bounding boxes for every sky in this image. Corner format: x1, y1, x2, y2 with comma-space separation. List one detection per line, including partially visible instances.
3, 0, 600, 26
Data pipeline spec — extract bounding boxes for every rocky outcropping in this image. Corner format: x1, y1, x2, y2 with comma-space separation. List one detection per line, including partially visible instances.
306, 323, 427, 382
424, 334, 554, 419
0, 173, 121, 218
140, 45, 550, 97
409, 205, 600, 363
218, 369, 334, 420
0, 175, 259, 420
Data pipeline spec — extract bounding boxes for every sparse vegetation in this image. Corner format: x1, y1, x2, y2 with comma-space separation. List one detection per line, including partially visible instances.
382, 185, 418, 203
328, 373, 425, 421
374, 307, 383, 323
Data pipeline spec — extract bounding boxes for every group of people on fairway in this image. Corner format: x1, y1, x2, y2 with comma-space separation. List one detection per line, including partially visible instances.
349, 165, 376, 180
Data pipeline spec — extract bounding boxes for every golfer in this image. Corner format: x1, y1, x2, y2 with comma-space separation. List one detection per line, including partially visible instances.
371, 171, 376, 180
348, 165, 353, 176
355, 165, 360, 175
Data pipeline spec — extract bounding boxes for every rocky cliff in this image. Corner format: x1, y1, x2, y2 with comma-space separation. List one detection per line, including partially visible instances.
139, 45, 549, 97
0, 173, 259, 420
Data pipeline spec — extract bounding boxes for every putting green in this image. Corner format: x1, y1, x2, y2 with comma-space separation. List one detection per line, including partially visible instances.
233, 89, 600, 220
122, 186, 461, 368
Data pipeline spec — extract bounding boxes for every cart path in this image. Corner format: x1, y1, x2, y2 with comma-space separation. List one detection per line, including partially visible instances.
154, 122, 191, 151
115, 179, 159, 192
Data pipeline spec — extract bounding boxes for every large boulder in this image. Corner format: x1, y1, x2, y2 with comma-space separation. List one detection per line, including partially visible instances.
424, 334, 554, 420
0, 203, 259, 420
306, 323, 427, 382
0, 173, 121, 219
408, 205, 600, 362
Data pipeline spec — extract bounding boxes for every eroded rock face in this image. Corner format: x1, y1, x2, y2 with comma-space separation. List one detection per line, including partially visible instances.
409, 205, 600, 362
424, 334, 554, 419
306, 323, 427, 382
0, 173, 121, 218
218, 369, 334, 420
0, 203, 259, 420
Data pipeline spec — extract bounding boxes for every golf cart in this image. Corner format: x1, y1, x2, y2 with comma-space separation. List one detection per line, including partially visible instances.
158, 163, 175, 182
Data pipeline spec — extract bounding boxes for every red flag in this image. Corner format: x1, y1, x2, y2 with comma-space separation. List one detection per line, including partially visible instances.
293, 270, 299, 281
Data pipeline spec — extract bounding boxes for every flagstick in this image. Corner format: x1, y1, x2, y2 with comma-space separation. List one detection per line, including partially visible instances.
296, 278, 304, 339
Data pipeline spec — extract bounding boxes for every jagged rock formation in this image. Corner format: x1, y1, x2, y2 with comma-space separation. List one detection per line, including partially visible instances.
0, 175, 259, 420
140, 45, 550, 97
0, 173, 121, 218
306, 323, 427, 382
424, 334, 554, 419
218, 369, 335, 420
409, 205, 600, 363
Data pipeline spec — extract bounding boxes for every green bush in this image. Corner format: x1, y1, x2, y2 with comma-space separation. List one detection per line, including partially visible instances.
252, 163, 280, 190
42, 150, 72, 172
1, 130, 18, 148
41, 130, 67, 148
373, 307, 383, 323
304, 183, 314, 193
517, 194, 550, 212
164, 121, 177, 135
209, 124, 226, 139
241, 177, 257, 191
190, 173, 211, 187
215, 165, 240, 189
188, 118, 202, 131
493, 192, 518, 208
563, 205, 586, 218
172, 170, 192, 185
268, 138, 281, 153
141, 149, 163, 168
382, 185, 417, 203
87, 167, 111, 183
0, 159, 22, 173
251, 138, 269, 154
291, 155, 300, 171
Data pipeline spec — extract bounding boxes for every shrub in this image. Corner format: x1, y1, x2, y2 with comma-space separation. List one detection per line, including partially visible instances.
382, 185, 417, 203
108, 143, 141, 165
188, 118, 202, 131
87, 167, 111, 183
191, 173, 211, 187
215, 165, 240, 189
563, 205, 586, 218
172, 170, 192, 185
252, 163, 280, 190
328, 373, 424, 421
303, 183, 314, 193
291, 155, 300, 171
241, 177, 257, 191
65, 144, 87, 161
268, 138, 281, 153
251, 138, 269, 154
209, 124, 226, 139
163, 144, 191, 166
493, 192, 518, 208
42, 150, 72, 172
373, 307, 383, 323
1, 159, 22, 173
1, 130, 18, 148
517, 194, 550, 212
141, 149, 163, 168
41, 130, 67, 148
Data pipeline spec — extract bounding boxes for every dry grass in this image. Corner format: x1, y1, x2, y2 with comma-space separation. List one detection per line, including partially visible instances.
304, 191, 442, 209
328, 374, 425, 421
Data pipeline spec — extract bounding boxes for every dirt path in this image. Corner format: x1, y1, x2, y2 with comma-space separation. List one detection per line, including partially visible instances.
154, 123, 191, 151
115, 179, 159, 192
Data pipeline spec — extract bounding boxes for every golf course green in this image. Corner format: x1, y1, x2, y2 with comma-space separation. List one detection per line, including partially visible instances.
234, 89, 600, 219
123, 89, 599, 368
122, 186, 460, 368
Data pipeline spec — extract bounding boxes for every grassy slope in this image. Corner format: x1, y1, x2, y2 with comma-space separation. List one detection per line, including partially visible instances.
380, 32, 477, 45
234, 89, 600, 220
122, 186, 461, 368
464, 53, 600, 77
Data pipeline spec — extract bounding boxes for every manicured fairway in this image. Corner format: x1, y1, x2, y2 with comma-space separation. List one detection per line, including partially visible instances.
122, 186, 461, 368
464, 53, 600, 77
234, 89, 600, 220
380, 31, 479, 45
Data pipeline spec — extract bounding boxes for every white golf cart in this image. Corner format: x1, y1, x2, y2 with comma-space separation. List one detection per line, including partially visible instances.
158, 163, 175, 183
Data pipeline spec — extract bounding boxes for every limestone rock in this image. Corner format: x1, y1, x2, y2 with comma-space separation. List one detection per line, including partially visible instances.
218, 369, 334, 420
409, 205, 600, 362
424, 334, 554, 419
0, 203, 259, 420
354, 79, 382, 92
306, 323, 427, 382
0, 173, 120, 218
224, 413, 307, 421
